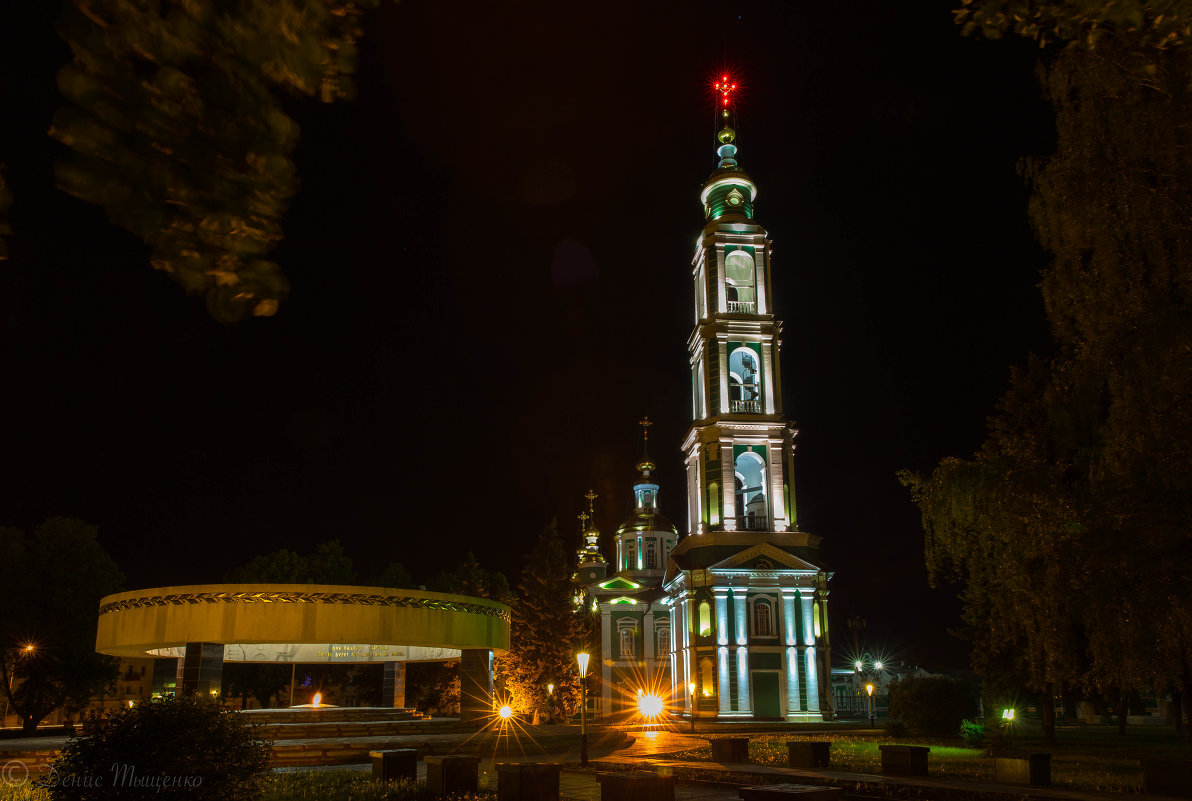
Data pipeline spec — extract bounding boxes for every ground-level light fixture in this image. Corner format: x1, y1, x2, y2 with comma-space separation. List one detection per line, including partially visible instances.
498, 704, 513, 720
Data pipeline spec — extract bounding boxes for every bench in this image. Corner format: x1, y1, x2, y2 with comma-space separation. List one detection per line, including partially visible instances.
786, 741, 830, 769
711, 737, 750, 763
369, 749, 417, 783
993, 751, 1050, 786
878, 744, 929, 776
496, 762, 561, 801
596, 771, 675, 801
425, 754, 479, 795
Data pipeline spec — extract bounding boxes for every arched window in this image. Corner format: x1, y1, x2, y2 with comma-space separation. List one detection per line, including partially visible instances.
734, 451, 767, 530
656, 626, 670, 658
753, 600, 773, 637
617, 620, 636, 659
724, 251, 757, 313
728, 347, 761, 413
645, 539, 658, 569
708, 481, 720, 525
698, 602, 712, 637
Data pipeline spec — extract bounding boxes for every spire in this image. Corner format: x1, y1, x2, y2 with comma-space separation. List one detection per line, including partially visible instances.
702, 71, 756, 222
575, 489, 605, 568
636, 416, 655, 479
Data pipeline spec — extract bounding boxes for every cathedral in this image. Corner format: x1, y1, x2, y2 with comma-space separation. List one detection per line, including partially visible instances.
574, 82, 834, 721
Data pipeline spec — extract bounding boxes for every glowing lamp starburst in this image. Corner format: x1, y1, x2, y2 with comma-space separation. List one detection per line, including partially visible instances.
498, 704, 513, 720
312, 692, 322, 708
637, 693, 664, 718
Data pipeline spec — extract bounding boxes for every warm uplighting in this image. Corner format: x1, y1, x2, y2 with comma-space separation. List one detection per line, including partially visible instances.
498, 704, 513, 720
22, 644, 34, 654
637, 692, 664, 718
312, 693, 322, 708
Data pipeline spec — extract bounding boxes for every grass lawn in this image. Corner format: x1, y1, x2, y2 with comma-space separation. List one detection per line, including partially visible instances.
682, 725, 1192, 793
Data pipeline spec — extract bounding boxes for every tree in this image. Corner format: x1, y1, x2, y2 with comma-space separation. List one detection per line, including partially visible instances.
905, 3, 1192, 740
0, 518, 124, 733
50, 0, 383, 321
226, 539, 356, 584
369, 561, 417, 590
495, 521, 584, 724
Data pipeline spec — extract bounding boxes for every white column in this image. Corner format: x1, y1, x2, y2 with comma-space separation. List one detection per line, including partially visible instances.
786, 646, 802, 714
717, 340, 729, 414
734, 589, 748, 645
769, 438, 787, 531
736, 647, 750, 715
713, 588, 730, 646
761, 342, 776, 414
721, 443, 736, 528
715, 245, 727, 314
686, 451, 700, 535
754, 247, 768, 314
799, 589, 820, 713
782, 590, 798, 646
718, 646, 731, 715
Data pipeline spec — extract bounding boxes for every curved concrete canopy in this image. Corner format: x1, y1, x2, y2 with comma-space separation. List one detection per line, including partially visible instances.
96, 584, 510, 662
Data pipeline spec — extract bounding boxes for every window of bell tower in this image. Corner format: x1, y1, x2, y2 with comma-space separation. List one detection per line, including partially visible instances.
734, 451, 767, 531
729, 347, 761, 414
724, 251, 757, 314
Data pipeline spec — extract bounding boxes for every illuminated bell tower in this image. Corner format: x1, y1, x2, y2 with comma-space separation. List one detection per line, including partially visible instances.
573, 490, 608, 586
664, 77, 833, 721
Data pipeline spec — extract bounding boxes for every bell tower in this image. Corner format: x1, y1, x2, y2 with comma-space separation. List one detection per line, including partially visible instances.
683, 76, 795, 535
664, 76, 833, 722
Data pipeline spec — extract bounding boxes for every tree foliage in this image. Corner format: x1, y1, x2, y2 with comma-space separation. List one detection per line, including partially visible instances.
887, 674, 980, 736
50, 0, 380, 321
904, 17, 1192, 738
955, 0, 1192, 50
0, 518, 124, 733
226, 539, 356, 584
495, 521, 584, 724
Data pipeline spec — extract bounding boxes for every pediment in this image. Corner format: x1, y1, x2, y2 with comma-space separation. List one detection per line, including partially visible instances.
598, 577, 641, 590
707, 542, 821, 573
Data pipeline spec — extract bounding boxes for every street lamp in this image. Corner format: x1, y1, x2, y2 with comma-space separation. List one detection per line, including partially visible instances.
576, 652, 589, 767
689, 682, 697, 733
865, 683, 875, 728
3, 644, 35, 730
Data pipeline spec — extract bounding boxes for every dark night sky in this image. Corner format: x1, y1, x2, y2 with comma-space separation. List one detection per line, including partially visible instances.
1, 1, 1054, 667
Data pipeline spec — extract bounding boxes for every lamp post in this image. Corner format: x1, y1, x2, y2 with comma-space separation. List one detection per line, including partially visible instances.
689, 682, 697, 733
3, 644, 35, 730
865, 683, 875, 729
576, 652, 589, 767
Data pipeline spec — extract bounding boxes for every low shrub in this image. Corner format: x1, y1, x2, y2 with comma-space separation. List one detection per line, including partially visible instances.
959, 718, 986, 747
47, 695, 271, 801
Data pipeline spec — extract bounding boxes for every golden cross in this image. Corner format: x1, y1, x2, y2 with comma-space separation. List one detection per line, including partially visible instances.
639, 416, 652, 441
578, 510, 590, 530
585, 489, 597, 516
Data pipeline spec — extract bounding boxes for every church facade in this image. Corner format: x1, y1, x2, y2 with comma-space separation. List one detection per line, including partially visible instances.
576, 86, 833, 721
